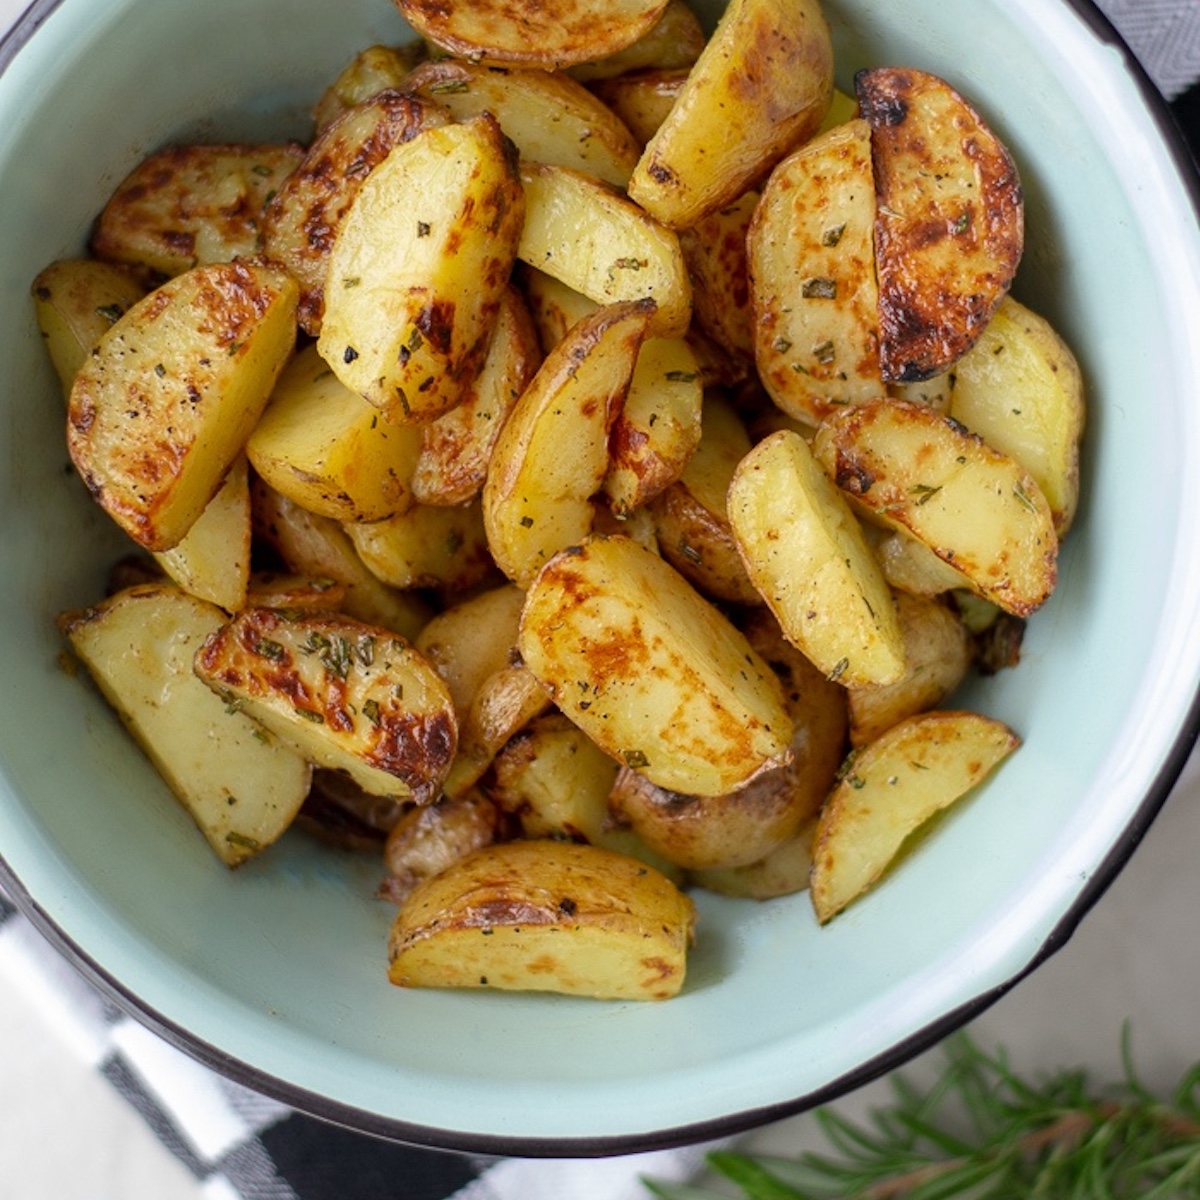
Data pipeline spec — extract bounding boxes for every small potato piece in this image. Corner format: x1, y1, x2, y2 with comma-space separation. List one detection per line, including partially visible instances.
90, 143, 305, 279
518, 535, 793, 796
810, 710, 1020, 922
947, 296, 1085, 534
589, 69, 690, 148
846, 592, 971, 746
318, 115, 525, 424
245, 573, 348, 613
412, 286, 543, 507
247, 343, 423, 523
311, 43, 427, 133
518, 162, 691, 339
857, 67, 1023, 383
394, 0, 669, 70
153, 456, 251, 612
813, 398, 1058, 616
405, 60, 641, 189
627, 0, 833, 229
31, 259, 146, 396
262, 91, 450, 335
690, 821, 818, 899
871, 525, 974, 598
483, 300, 654, 586
67, 261, 298, 552
387, 840, 695, 1000
750, 119, 883, 423
728, 429, 906, 687
194, 608, 457, 802
59, 584, 312, 866
567, 0, 706, 82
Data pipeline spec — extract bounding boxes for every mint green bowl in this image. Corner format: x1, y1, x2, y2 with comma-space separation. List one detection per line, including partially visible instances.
1, 0, 1198, 1154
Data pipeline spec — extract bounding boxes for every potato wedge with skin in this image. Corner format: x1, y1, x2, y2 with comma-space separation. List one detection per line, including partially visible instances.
728, 429, 906, 686
649, 392, 761, 605
811, 710, 1020, 922
518, 163, 691, 340
245, 572, 348, 614
251, 479, 431, 641
262, 91, 451, 336
344, 500, 493, 593
846, 592, 971, 747
567, 0, 706, 82
627, 0, 833, 229
589, 69, 690, 149
813, 398, 1058, 616
518, 535, 793, 797
412, 286, 542, 508
689, 820, 818, 899
483, 300, 654, 587
870, 524, 974, 598
31, 259, 146, 396
90, 143, 305, 280
404, 60, 641, 190
67, 261, 298, 552
59, 585, 312, 867
153, 456, 251, 612
194, 608, 457, 802
387, 839, 695, 1000
947, 295, 1086, 534
247, 344, 423, 523
394, 0, 669, 71
311, 43, 428, 134
750, 119, 883, 424
857, 67, 1023, 383
318, 115, 525, 425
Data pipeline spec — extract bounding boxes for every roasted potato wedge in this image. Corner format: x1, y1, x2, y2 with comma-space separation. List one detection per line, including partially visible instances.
395, 0, 670, 71
247, 343, 423, 523
749, 118, 883, 423
689, 821, 818, 899
318, 114, 525, 425
518, 535, 793, 796
627, 0, 833, 228
59, 584, 312, 866
517, 162, 691, 339
67, 261, 298, 552
194, 608, 457, 802
728, 429, 906, 686
567, 0, 706, 81
857, 67, 1023, 383
810, 710, 1020, 921
261, 90, 450, 335
387, 840, 695, 1000
31, 258, 146, 396
90, 143, 305, 279
813, 397, 1058, 616
404, 60, 641, 189
311, 43, 427, 134
947, 295, 1085, 534
483, 300, 654, 586
870, 524, 974, 598
589, 69, 690, 148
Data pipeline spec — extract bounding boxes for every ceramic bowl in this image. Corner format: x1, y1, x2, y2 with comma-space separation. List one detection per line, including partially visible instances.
1, 0, 1199, 1155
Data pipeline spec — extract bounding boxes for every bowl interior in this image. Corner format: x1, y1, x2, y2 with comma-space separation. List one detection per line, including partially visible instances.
2, 0, 1199, 1153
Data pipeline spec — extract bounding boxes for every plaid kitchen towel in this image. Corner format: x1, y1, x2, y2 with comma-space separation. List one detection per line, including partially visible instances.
2, 2, 1198, 1199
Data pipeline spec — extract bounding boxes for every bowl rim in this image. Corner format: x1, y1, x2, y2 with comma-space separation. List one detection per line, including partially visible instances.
2, 0, 1200, 1158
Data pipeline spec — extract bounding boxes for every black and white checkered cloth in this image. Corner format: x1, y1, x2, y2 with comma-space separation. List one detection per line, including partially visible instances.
2, 3, 1198, 1198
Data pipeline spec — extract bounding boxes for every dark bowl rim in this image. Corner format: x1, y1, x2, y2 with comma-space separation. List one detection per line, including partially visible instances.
2, 0, 1199, 1159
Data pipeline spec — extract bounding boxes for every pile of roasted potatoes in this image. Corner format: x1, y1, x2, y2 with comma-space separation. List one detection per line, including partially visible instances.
37, 0, 1083, 1001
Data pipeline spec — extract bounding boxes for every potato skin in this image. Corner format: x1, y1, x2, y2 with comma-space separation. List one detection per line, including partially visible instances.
387, 840, 695, 1000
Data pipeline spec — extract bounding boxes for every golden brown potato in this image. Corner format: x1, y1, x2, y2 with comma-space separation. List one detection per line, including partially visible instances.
810, 710, 1020, 921
566, 0, 706, 81
404, 60, 641, 189
812, 397, 1058, 616
246, 343, 424, 523
311, 43, 427, 134
727, 429, 906, 687
261, 90, 450, 335
387, 840, 695, 1000
318, 114, 525, 425
749, 118, 883, 424
589, 69, 690, 148
245, 572, 348, 613
90, 143, 304, 279
59, 585, 312, 866
394, 0, 670, 70
518, 534, 793, 796
857, 67, 1023, 383
67, 261, 298, 552
869, 524, 974, 598
194, 608, 457, 802
627, 0, 833, 228
31, 259, 146, 396
688, 821, 818, 899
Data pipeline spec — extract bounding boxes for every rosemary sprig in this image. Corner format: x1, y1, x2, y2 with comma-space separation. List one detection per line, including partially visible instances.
643, 1032, 1200, 1199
